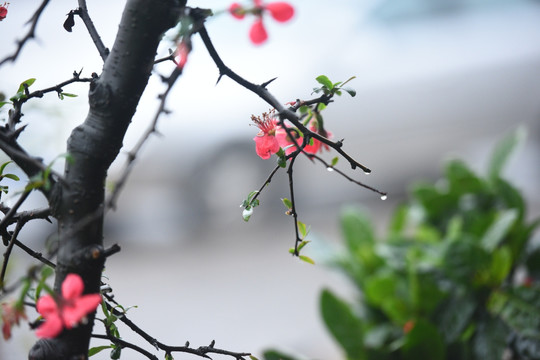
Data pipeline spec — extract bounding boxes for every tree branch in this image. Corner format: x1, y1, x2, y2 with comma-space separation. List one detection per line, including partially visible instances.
0, 0, 51, 66
77, 0, 110, 61
198, 25, 372, 173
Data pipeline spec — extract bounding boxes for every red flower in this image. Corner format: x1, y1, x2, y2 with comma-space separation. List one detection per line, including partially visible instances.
35, 273, 102, 338
1, 301, 26, 340
275, 119, 332, 156
0, 2, 8, 21
303, 120, 332, 154
252, 112, 282, 159
228, 1, 294, 45
175, 40, 190, 69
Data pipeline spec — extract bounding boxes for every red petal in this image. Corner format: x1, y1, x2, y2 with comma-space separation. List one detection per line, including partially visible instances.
62, 294, 101, 329
254, 135, 279, 159
249, 19, 268, 45
36, 313, 63, 338
36, 295, 58, 316
62, 274, 84, 300
265, 2, 294, 22
229, 3, 245, 20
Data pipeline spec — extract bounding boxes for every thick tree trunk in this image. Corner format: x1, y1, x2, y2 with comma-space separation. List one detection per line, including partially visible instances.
29, 1, 183, 359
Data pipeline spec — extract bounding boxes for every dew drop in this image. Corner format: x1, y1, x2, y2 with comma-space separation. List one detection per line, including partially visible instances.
380, 194, 388, 201
327, 167, 334, 172
364, 171, 370, 175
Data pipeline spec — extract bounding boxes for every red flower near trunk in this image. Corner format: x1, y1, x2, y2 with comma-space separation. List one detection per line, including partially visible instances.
35, 274, 102, 338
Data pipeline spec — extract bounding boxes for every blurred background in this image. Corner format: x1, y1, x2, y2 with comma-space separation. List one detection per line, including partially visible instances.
1, 0, 540, 358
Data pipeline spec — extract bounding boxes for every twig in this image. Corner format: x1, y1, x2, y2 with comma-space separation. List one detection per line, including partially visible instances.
92, 334, 158, 360
0, 0, 51, 66
100, 293, 251, 359
77, 0, 109, 61
312, 155, 387, 197
106, 67, 183, 210
198, 25, 372, 173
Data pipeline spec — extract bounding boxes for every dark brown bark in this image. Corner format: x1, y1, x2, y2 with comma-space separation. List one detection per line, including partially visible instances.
28, 1, 184, 359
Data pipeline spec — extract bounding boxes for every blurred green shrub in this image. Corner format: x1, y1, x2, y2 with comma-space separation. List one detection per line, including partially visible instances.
265, 128, 540, 360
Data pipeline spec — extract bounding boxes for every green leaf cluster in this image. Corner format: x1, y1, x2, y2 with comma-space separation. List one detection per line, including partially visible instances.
317, 128, 540, 360
313, 75, 356, 97
263, 129, 539, 360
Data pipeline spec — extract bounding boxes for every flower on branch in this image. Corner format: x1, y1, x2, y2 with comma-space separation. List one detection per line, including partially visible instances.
175, 39, 191, 69
1, 301, 26, 340
0, 2, 8, 21
35, 273, 102, 338
252, 109, 333, 159
229, 0, 294, 45
252, 111, 283, 159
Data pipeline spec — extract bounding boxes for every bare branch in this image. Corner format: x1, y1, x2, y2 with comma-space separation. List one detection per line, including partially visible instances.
77, 0, 110, 61
106, 67, 182, 210
198, 25, 372, 173
0, 0, 51, 66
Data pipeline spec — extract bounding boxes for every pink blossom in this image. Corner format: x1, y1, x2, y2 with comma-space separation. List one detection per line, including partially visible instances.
1, 301, 26, 340
228, 1, 294, 45
252, 112, 281, 159
35, 273, 102, 338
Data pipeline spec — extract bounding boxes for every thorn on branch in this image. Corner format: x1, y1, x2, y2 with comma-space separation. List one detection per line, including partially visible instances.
261, 77, 277, 88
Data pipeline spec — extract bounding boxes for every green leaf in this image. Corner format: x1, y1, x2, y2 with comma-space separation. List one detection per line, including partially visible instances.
297, 221, 307, 238
262, 349, 300, 360
2, 173, 20, 181
436, 294, 476, 343
17, 78, 36, 93
488, 127, 525, 182
341, 208, 374, 252
0, 161, 12, 174
0, 101, 12, 108
489, 246, 512, 284
402, 319, 445, 360
297, 240, 310, 252
61, 92, 78, 98
317, 102, 327, 111
342, 87, 356, 97
281, 198, 292, 209
320, 289, 365, 360
480, 209, 518, 251
331, 157, 339, 167
88, 345, 112, 357
315, 75, 333, 90
390, 205, 409, 235
110, 345, 121, 360
299, 255, 315, 264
